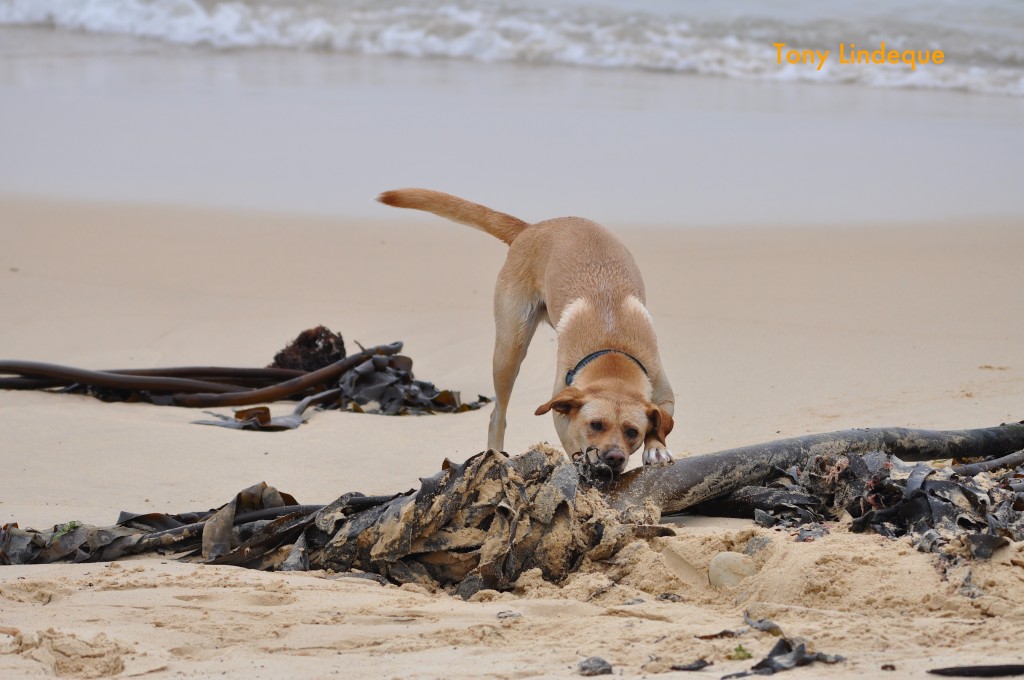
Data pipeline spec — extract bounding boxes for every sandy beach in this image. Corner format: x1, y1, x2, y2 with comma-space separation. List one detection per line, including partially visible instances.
2, 16, 1024, 680
3, 198, 1023, 678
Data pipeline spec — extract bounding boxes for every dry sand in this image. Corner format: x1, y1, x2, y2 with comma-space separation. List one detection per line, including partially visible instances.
2, 198, 1024, 678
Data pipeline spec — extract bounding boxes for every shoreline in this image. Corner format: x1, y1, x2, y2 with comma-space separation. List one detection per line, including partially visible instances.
2, 26, 1023, 229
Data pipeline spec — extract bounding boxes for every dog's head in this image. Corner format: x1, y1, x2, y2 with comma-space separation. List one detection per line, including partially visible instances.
535, 386, 673, 474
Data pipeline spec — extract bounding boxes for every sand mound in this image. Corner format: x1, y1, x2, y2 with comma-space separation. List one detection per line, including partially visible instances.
2, 628, 132, 678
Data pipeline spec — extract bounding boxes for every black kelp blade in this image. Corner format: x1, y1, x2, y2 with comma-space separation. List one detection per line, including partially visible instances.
337, 353, 490, 415
0, 482, 304, 565
752, 638, 845, 673
722, 637, 844, 679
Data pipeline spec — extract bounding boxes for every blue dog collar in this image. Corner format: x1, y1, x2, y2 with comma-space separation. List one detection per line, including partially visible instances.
565, 349, 648, 386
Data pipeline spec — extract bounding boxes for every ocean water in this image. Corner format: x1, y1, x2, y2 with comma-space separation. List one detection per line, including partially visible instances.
1, 0, 1022, 97
1, 3, 1022, 226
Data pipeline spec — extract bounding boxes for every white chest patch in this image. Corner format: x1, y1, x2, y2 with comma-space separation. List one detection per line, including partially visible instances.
624, 295, 654, 326
555, 298, 590, 335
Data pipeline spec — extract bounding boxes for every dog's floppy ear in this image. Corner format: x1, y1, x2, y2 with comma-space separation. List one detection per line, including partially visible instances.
535, 387, 585, 416
646, 405, 674, 443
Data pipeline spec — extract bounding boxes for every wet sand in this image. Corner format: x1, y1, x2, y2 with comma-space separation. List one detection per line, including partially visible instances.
2, 26, 1024, 228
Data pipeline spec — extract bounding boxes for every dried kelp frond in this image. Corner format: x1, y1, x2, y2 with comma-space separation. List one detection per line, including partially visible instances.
304, 446, 669, 597
1, 448, 671, 598
337, 354, 490, 415
0, 482, 306, 565
269, 325, 346, 372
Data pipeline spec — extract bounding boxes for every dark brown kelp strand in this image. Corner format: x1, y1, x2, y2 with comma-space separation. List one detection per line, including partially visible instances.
0, 342, 403, 407
0, 364, 305, 391
112, 366, 305, 380
609, 422, 1024, 515
172, 342, 402, 407
951, 448, 1024, 476
0, 360, 248, 394
928, 664, 1024, 677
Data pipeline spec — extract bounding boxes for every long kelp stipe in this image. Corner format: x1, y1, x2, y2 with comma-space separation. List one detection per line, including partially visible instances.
0, 342, 402, 406
609, 422, 1024, 514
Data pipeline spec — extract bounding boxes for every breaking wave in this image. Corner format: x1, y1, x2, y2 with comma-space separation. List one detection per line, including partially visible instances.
1, 0, 1022, 97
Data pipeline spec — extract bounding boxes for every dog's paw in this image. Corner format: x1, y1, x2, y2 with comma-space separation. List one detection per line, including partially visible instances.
642, 445, 674, 466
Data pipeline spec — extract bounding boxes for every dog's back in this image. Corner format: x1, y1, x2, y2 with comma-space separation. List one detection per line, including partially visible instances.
379, 188, 645, 325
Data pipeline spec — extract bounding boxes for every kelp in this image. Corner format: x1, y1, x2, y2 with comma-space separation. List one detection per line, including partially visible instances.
610, 422, 1024, 514
677, 612, 842, 676
0, 482, 320, 565
688, 445, 1024, 563
335, 353, 489, 416
194, 389, 342, 431
307, 447, 673, 596
4, 423, 1024, 591
722, 637, 845, 679
928, 665, 1024, 677
699, 612, 845, 678
1, 447, 670, 599
268, 325, 347, 372
0, 326, 489, 424
613, 422, 1024, 563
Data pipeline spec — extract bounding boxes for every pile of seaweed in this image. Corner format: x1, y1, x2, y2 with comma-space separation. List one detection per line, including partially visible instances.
0, 447, 670, 598
698, 449, 1024, 562
4, 420, 1023, 595
269, 326, 484, 415
0, 326, 490, 428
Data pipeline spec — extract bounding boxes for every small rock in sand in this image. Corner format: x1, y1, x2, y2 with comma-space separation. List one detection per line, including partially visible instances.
744, 536, 773, 555
708, 551, 756, 587
578, 656, 612, 676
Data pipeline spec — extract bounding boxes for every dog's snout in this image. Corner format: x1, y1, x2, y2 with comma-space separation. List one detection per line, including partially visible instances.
602, 449, 626, 469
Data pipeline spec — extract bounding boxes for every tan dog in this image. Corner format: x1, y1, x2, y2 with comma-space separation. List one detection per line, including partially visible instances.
378, 189, 674, 472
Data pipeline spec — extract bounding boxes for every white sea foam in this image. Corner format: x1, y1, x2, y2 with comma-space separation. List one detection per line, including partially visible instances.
1, 0, 1022, 97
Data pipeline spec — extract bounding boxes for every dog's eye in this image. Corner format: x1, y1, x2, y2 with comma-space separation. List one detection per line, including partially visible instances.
590, 420, 604, 432
625, 427, 639, 440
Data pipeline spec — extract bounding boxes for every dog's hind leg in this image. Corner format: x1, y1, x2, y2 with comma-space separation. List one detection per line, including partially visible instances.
488, 295, 542, 452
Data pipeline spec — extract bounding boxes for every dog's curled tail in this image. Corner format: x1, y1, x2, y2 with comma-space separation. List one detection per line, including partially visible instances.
377, 188, 529, 246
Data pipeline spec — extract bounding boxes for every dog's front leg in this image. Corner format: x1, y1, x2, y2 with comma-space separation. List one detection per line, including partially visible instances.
642, 434, 674, 466
643, 369, 675, 465
487, 296, 541, 452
